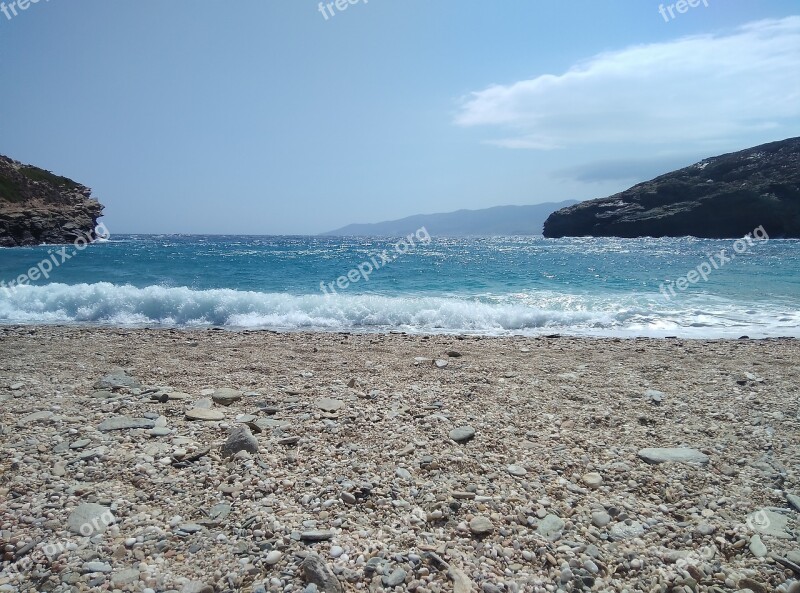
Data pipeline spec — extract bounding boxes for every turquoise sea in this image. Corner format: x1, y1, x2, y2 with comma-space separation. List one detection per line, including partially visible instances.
0, 234, 798, 338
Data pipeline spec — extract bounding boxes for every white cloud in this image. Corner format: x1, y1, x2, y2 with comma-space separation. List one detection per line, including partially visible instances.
455, 17, 800, 150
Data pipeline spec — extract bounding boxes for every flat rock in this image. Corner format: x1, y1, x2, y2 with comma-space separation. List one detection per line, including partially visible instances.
97, 416, 155, 432
469, 516, 494, 536
507, 464, 527, 477
434, 359, 449, 368
582, 472, 603, 488
301, 530, 334, 542
538, 514, 565, 537
165, 391, 192, 400
739, 577, 769, 593
383, 568, 407, 588
786, 492, 800, 513
111, 568, 140, 585
181, 583, 214, 593
449, 426, 476, 444
452, 491, 477, 500
211, 388, 242, 406
448, 567, 473, 593
67, 503, 115, 536
638, 448, 709, 465
149, 427, 172, 437
251, 418, 290, 431
609, 521, 645, 541
220, 425, 259, 458
645, 389, 665, 403
18, 410, 54, 425
81, 562, 112, 573
208, 502, 232, 522
186, 408, 225, 421
94, 372, 140, 390
746, 509, 791, 538
315, 398, 344, 412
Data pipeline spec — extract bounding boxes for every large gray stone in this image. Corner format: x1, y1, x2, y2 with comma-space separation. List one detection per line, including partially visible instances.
609, 521, 645, 541
315, 398, 344, 412
449, 426, 476, 444
382, 568, 407, 588
301, 552, 343, 593
220, 426, 259, 458
638, 448, 709, 465
97, 417, 155, 432
67, 503, 115, 536
211, 388, 242, 406
469, 516, 494, 536
537, 514, 565, 537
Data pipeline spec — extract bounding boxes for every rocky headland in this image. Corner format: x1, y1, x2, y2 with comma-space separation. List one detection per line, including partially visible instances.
543, 137, 800, 238
0, 156, 105, 247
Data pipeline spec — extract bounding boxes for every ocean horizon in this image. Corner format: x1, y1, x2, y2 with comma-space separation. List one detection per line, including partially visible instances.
1, 233, 797, 338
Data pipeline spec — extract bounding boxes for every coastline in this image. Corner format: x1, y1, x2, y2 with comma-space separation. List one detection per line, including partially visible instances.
1, 326, 799, 592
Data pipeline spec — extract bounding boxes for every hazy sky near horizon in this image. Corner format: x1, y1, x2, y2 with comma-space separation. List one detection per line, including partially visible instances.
1, 1, 799, 234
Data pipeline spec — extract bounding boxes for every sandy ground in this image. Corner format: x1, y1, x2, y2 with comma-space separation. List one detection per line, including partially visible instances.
0, 326, 799, 593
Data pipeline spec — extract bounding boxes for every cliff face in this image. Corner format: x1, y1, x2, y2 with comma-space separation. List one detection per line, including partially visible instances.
0, 155, 105, 247
543, 137, 800, 238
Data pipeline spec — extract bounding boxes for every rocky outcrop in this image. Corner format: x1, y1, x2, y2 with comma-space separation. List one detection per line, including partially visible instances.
0, 155, 105, 247
543, 137, 800, 238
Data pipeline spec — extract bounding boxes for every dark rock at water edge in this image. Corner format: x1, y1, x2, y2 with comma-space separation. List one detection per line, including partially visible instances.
0, 154, 105, 247
543, 137, 800, 238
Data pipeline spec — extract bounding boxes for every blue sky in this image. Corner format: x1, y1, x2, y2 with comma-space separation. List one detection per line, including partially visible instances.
1, 0, 798, 234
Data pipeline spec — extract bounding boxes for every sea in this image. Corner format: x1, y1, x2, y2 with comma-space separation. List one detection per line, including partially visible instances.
0, 234, 798, 338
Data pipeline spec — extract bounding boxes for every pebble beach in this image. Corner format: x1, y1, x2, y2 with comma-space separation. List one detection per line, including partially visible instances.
1, 326, 799, 593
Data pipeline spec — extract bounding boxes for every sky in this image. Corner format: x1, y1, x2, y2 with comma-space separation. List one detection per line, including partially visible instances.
1, 0, 799, 235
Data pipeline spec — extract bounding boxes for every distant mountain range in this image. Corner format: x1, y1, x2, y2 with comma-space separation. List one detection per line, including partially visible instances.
543, 137, 800, 238
324, 201, 578, 237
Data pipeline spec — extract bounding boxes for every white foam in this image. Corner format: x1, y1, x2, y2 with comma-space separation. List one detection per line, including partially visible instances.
0, 282, 797, 338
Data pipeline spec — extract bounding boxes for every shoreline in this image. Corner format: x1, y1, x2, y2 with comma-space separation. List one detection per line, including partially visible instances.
1, 323, 799, 341
1, 326, 798, 592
